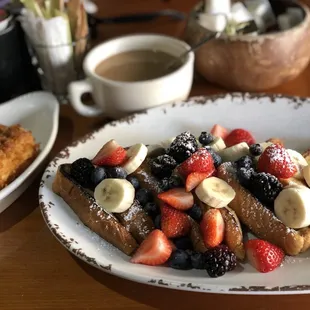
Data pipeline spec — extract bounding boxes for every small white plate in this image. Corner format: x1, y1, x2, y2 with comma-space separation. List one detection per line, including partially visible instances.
0, 91, 59, 213
39, 94, 310, 294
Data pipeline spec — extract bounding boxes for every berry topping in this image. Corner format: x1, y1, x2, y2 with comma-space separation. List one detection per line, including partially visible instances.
235, 155, 254, 170
106, 166, 128, 179
92, 139, 127, 166
167, 131, 198, 163
225, 128, 255, 147
190, 251, 206, 270
126, 175, 140, 189
154, 214, 161, 229
173, 236, 193, 250
178, 148, 214, 177
245, 239, 284, 273
150, 155, 177, 178
258, 144, 297, 179
90, 166, 107, 187
159, 177, 171, 191
168, 175, 183, 188
249, 143, 263, 156
144, 202, 159, 219
185, 171, 213, 192
198, 132, 214, 146
210, 124, 229, 139
135, 188, 152, 206
168, 249, 192, 270
186, 203, 203, 222
249, 172, 283, 207
130, 229, 172, 266
158, 188, 194, 211
204, 245, 237, 278
200, 209, 225, 248
71, 158, 94, 188
237, 167, 255, 186
161, 204, 191, 238
204, 146, 222, 168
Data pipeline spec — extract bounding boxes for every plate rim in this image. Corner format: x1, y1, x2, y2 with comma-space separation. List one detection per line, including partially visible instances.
39, 93, 310, 295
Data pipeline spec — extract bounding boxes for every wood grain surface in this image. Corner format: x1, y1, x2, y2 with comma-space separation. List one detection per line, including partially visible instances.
1, 1, 310, 309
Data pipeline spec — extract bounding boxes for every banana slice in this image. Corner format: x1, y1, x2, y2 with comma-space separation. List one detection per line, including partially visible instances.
195, 176, 236, 208
302, 149, 310, 165
303, 165, 310, 188
94, 178, 135, 213
287, 149, 308, 180
160, 137, 176, 149
209, 137, 226, 152
219, 142, 249, 162
274, 186, 310, 229
122, 143, 148, 174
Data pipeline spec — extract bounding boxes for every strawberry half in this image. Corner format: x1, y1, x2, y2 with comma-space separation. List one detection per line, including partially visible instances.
92, 139, 127, 166
200, 209, 225, 248
211, 124, 229, 139
185, 171, 213, 192
161, 204, 191, 238
130, 229, 172, 266
245, 239, 285, 273
258, 144, 297, 179
178, 148, 214, 178
225, 128, 255, 147
158, 188, 194, 211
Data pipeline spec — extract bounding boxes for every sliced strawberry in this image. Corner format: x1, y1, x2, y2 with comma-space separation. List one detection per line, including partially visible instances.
185, 171, 213, 192
92, 139, 127, 166
211, 124, 229, 139
178, 148, 214, 178
245, 239, 285, 273
161, 204, 191, 238
258, 144, 297, 179
200, 209, 225, 248
130, 229, 172, 266
224, 128, 255, 147
158, 188, 194, 211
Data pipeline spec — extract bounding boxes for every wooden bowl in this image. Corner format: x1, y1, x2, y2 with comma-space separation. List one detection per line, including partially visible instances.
183, 0, 310, 91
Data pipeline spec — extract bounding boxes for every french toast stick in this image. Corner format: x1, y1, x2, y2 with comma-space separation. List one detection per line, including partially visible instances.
52, 164, 138, 256
189, 218, 208, 253
217, 162, 308, 256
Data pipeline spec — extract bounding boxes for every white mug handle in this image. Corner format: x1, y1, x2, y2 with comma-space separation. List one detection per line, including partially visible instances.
68, 79, 103, 117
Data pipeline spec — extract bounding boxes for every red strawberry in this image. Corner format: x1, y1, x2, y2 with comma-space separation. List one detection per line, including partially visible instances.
185, 171, 213, 192
200, 209, 225, 248
245, 239, 285, 273
161, 204, 191, 238
92, 139, 127, 166
178, 148, 214, 177
158, 188, 194, 211
258, 144, 297, 179
130, 229, 172, 266
225, 128, 255, 147
211, 124, 229, 139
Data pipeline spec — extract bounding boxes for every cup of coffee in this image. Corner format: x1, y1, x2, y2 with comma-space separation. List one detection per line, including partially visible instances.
68, 34, 194, 118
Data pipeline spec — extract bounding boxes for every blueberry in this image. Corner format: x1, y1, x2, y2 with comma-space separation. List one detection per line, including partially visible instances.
169, 175, 183, 188
144, 202, 159, 218
126, 175, 140, 189
168, 249, 192, 270
190, 252, 206, 270
235, 155, 253, 170
205, 146, 222, 168
173, 237, 193, 250
154, 214, 161, 229
249, 143, 263, 156
91, 166, 107, 186
135, 188, 151, 206
106, 166, 127, 179
187, 204, 203, 222
160, 178, 171, 191
198, 132, 214, 146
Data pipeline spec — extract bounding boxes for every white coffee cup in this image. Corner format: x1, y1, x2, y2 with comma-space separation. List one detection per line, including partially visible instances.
68, 34, 194, 118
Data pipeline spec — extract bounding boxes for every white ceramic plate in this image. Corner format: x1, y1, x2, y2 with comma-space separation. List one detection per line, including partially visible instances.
39, 94, 310, 295
0, 91, 59, 213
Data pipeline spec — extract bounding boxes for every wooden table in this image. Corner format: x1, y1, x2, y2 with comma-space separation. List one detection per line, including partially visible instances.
1, 1, 310, 309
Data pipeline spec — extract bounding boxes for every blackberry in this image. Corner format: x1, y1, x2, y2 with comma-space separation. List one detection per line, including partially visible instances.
71, 158, 94, 187
249, 143, 263, 156
204, 245, 237, 278
187, 204, 203, 222
135, 188, 152, 206
205, 146, 222, 168
150, 155, 177, 178
198, 132, 214, 146
190, 251, 206, 270
237, 167, 255, 187
159, 177, 171, 191
169, 175, 183, 188
235, 155, 253, 170
249, 172, 283, 207
168, 249, 192, 270
167, 131, 198, 163
126, 175, 140, 190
